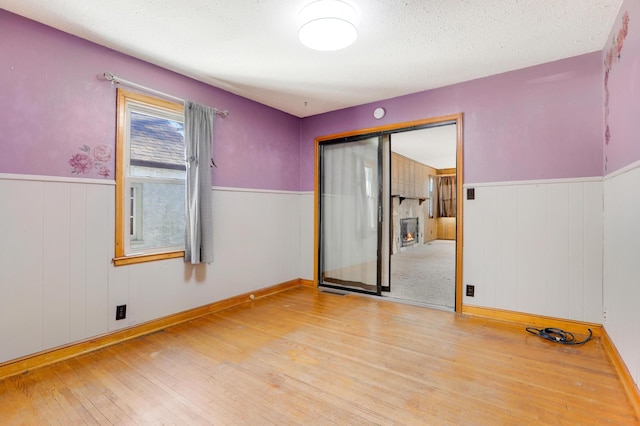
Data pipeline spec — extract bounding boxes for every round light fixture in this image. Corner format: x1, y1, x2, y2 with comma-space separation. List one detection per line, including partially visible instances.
298, 0, 358, 51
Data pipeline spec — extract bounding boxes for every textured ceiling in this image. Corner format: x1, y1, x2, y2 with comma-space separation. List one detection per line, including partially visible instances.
1, 0, 623, 117
392, 125, 457, 170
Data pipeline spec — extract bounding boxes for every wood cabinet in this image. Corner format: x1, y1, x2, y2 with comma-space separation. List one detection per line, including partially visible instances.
391, 152, 431, 199
437, 217, 456, 240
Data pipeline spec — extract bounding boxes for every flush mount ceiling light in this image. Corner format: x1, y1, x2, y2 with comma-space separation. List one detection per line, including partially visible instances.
298, 0, 358, 51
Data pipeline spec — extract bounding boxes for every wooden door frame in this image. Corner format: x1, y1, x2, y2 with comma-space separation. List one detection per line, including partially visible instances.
314, 112, 464, 313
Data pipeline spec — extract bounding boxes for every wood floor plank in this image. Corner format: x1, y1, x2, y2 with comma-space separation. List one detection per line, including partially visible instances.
0, 287, 637, 425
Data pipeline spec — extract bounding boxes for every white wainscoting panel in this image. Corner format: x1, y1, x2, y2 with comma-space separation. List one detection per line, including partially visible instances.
517, 184, 549, 315
495, 186, 518, 310
567, 184, 585, 321
127, 257, 189, 326
107, 259, 130, 332
603, 165, 640, 386
84, 185, 111, 338
462, 186, 485, 304
126, 189, 302, 326
209, 189, 301, 292
0, 179, 115, 363
68, 184, 88, 342
42, 183, 71, 349
479, 187, 498, 308
546, 184, 569, 319
300, 193, 315, 281
463, 180, 603, 323
0, 180, 44, 362
583, 182, 605, 321
0, 176, 303, 364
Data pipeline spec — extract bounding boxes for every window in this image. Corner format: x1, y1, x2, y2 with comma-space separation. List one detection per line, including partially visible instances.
114, 89, 186, 266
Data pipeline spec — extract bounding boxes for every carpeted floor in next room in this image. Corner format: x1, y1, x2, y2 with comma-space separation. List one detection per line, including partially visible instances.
388, 239, 456, 309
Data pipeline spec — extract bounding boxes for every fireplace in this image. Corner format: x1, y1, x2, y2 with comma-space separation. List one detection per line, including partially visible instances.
400, 217, 419, 247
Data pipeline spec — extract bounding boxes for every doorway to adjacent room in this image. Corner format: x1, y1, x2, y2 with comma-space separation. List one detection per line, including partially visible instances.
387, 124, 458, 310
315, 114, 463, 312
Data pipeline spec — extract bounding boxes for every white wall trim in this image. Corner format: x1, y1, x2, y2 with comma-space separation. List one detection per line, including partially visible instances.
0, 173, 116, 186
0, 176, 312, 194
463, 176, 602, 188
463, 179, 603, 323
0, 180, 304, 363
604, 160, 640, 181
212, 186, 309, 195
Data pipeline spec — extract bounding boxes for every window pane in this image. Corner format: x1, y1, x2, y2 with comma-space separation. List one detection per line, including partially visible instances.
130, 180, 185, 252
126, 109, 185, 255
129, 111, 185, 177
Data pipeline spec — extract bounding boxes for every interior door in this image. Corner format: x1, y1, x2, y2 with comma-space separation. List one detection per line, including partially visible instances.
319, 135, 383, 294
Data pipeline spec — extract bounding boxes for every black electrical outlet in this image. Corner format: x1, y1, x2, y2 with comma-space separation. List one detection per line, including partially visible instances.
466, 285, 475, 297
467, 188, 475, 200
116, 304, 127, 320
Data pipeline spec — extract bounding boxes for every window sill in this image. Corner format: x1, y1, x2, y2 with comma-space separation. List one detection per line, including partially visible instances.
113, 251, 185, 266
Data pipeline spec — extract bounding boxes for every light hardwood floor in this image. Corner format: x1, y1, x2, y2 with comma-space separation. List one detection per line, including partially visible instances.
1, 287, 637, 425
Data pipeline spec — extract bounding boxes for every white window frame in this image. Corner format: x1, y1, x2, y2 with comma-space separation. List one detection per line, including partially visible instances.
129, 183, 143, 243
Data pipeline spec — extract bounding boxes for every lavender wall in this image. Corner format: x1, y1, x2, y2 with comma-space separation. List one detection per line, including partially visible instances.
603, 1, 640, 174
299, 52, 604, 190
0, 9, 610, 191
0, 10, 300, 191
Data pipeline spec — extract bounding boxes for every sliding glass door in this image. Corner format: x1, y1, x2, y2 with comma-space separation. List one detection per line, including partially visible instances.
319, 135, 382, 294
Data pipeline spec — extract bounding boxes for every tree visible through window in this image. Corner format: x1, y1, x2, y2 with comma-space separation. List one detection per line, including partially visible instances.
114, 89, 186, 266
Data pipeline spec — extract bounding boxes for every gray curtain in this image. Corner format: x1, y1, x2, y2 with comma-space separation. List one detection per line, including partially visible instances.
184, 101, 214, 264
438, 175, 457, 218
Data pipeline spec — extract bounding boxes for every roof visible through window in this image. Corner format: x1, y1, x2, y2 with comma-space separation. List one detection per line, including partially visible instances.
130, 112, 184, 170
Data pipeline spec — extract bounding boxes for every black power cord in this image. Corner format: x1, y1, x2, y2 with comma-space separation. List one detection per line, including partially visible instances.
526, 327, 593, 345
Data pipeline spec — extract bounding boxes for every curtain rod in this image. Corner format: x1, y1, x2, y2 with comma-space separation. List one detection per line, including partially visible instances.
103, 72, 229, 118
